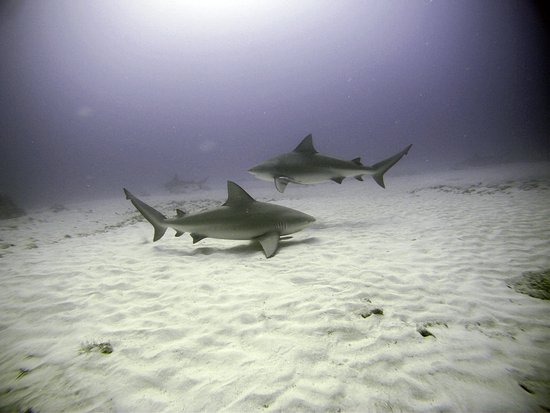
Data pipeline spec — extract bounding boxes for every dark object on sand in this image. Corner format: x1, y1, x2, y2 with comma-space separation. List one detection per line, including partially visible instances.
360, 308, 384, 318
50, 203, 68, 213
80, 341, 113, 354
507, 269, 550, 300
0, 193, 25, 219
417, 327, 435, 338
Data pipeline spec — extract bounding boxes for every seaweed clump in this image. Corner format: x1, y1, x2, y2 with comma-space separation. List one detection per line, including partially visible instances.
79, 341, 113, 354
0, 193, 25, 219
507, 269, 550, 300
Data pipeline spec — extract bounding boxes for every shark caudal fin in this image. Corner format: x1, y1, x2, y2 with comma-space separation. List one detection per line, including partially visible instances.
371, 144, 412, 188
123, 188, 168, 241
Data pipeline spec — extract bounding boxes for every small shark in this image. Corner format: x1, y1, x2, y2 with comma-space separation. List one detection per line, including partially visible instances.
249, 134, 412, 192
124, 181, 315, 258
164, 174, 209, 194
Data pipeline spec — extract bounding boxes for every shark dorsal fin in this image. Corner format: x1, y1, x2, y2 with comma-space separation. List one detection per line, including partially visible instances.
293, 134, 317, 154
223, 181, 256, 207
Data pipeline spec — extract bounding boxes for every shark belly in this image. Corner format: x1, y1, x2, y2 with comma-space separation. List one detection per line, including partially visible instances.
291, 167, 366, 184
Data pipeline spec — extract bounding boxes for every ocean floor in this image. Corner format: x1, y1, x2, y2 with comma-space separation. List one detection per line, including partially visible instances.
1, 162, 549, 412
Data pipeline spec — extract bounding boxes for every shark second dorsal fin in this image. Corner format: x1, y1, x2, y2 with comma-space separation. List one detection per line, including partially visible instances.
292, 134, 317, 154
223, 181, 256, 207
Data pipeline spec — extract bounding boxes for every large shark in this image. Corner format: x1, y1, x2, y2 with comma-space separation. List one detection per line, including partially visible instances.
249, 134, 412, 192
124, 181, 315, 258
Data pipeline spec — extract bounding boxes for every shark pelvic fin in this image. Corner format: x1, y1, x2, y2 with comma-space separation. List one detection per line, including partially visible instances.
223, 181, 256, 207
123, 188, 168, 242
257, 231, 280, 258
292, 134, 317, 154
274, 176, 293, 193
331, 177, 345, 184
190, 233, 207, 244
371, 144, 412, 189
175, 231, 184, 237
354, 175, 364, 181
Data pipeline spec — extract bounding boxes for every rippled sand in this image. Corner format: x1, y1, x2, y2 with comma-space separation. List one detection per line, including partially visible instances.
1, 162, 549, 412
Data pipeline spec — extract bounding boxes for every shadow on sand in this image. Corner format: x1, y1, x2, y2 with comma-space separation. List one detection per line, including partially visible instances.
152, 236, 321, 258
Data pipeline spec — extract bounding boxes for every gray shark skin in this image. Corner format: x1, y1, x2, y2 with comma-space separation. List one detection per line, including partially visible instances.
123, 181, 315, 258
248, 134, 412, 192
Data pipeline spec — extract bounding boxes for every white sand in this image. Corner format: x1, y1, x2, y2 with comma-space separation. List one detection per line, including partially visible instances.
1, 162, 549, 412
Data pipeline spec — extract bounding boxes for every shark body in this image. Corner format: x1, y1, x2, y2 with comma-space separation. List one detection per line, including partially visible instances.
124, 181, 315, 258
249, 134, 412, 192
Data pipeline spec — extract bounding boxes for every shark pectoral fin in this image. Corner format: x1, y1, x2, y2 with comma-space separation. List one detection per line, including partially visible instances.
274, 176, 292, 193
331, 177, 345, 184
257, 231, 280, 258
354, 175, 364, 181
190, 233, 207, 244
175, 231, 185, 237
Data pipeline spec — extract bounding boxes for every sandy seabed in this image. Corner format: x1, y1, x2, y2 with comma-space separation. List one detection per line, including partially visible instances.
1, 162, 550, 413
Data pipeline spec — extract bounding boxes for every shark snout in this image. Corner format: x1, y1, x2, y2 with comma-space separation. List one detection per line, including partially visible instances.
248, 164, 262, 175
248, 164, 274, 182
298, 212, 316, 229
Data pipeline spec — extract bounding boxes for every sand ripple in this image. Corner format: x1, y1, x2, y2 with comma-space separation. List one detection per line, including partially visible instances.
1, 165, 549, 412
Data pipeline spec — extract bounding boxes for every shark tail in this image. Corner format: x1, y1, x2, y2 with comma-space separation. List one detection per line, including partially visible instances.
370, 144, 412, 188
124, 188, 168, 241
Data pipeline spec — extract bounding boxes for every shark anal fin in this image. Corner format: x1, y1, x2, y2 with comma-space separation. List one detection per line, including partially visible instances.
274, 176, 292, 193
176, 209, 186, 217
257, 231, 280, 258
175, 231, 184, 237
354, 175, 364, 181
331, 177, 345, 184
191, 233, 207, 244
